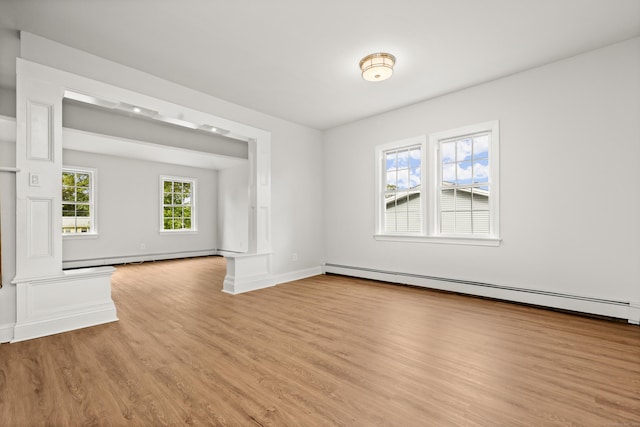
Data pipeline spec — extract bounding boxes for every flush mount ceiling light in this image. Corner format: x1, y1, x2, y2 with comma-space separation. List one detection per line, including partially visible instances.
359, 52, 396, 82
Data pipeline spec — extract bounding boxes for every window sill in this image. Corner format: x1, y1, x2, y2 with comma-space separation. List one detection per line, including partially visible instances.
62, 232, 99, 240
374, 234, 501, 247
159, 229, 198, 235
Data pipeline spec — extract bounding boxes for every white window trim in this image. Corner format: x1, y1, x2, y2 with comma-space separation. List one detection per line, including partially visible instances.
62, 166, 98, 238
375, 135, 427, 236
430, 120, 501, 241
159, 175, 198, 234
373, 234, 501, 247
374, 121, 501, 246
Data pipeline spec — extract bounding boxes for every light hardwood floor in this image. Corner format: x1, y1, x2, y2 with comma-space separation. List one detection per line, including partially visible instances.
0, 256, 638, 426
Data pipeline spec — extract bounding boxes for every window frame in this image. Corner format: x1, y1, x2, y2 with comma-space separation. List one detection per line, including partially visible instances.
375, 135, 427, 236
374, 121, 501, 246
159, 175, 198, 234
61, 166, 98, 238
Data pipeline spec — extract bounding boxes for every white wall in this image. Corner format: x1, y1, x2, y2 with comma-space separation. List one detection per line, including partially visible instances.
271, 122, 324, 273
324, 38, 640, 313
0, 87, 16, 118
62, 149, 218, 266
17, 33, 325, 277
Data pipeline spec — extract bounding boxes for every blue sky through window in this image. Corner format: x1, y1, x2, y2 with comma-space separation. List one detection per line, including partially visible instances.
386, 146, 421, 191
442, 133, 489, 186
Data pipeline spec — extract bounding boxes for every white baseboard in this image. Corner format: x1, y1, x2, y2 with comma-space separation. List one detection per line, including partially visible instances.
222, 274, 275, 295
629, 302, 640, 325
272, 266, 323, 286
325, 263, 637, 324
0, 322, 15, 343
12, 305, 117, 343
222, 265, 324, 295
62, 249, 217, 269
12, 266, 119, 342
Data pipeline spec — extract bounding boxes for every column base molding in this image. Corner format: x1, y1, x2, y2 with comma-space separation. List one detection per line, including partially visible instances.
11, 266, 118, 342
221, 252, 274, 295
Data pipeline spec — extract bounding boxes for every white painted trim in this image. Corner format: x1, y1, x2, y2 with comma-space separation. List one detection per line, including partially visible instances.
12, 305, 117, 343
12, 266, 118, 342
217, 249, 248, 256
629, 302, 640, 325
62, 249, 217, 269
272, 266, 324, 285
159, 175, 197, 233
325, 264, 634, 322
430, 120, 500, 239
62, 165, 98, 235
375, 135, 426, 234
374, 121, 500, 242
13, 266, 112, 284
374, 234, 501, 246
0, 322, 15, 344
62, 233, 99, 240
222, 274, 275, 295
26, 100, 53, 161
221, 252, 274, 294
18, 57, 271, 255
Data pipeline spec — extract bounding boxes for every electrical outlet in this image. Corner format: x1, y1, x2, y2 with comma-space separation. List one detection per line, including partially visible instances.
292, 253, 298, 262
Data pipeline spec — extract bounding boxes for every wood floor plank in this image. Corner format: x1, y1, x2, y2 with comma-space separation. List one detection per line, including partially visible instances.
0, 256, 638, 426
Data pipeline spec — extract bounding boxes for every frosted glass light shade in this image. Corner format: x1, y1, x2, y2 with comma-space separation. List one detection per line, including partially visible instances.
360, 53, 396, 82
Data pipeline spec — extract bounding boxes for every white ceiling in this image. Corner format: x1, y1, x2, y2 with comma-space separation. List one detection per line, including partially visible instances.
1, 0, 639, 130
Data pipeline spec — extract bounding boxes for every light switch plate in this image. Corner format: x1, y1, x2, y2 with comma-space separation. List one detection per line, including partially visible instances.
29, 172, 41, 187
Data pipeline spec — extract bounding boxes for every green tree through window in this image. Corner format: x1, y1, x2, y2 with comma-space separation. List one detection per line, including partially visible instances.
162, 178, 195, 231
62, 169, 94, 233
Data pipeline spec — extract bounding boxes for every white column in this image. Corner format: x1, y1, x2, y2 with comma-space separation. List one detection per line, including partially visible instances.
12, 60, 117, 342
222, 136, 274, 294
14, 65, 63, 279
247, 137, 271, 254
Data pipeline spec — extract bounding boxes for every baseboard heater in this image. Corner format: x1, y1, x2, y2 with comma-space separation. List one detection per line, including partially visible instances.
324, 263, 638, 324
63, 249, 218, 269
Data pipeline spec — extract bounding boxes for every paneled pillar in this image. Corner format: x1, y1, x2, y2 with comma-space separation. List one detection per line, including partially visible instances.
14, 65, 63, 278
222, 136, 273, 294
247, 137, 271, 254
12, 59, 117, 342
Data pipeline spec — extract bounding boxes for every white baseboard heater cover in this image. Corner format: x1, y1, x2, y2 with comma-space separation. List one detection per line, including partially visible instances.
324, 263, 638, 324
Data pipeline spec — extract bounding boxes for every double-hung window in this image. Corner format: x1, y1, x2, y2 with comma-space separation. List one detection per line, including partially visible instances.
376, 121, 500, 246
382, 138, 424, 234
62, 167, 97, 235
438, 130, 492, 235
161, 176, 197, 232
379, 137, 424, 235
